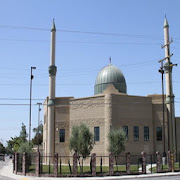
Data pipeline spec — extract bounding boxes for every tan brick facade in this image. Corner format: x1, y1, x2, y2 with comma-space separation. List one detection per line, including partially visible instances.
43, 85, 179, 157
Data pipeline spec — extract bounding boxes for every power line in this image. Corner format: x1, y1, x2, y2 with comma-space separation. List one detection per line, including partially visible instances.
0, 81, 179, 86
1, 96, 179, 101
0, 98, 45, 100
0, 59, 156, 72
0, 81, 161, 86
0, 25, 49, 31
0, 24, 166, 40
0, 38, 162, 46
0, 100, 180, 106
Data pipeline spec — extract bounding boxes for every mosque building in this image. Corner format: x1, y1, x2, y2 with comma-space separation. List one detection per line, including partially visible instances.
43, 18, 180, 158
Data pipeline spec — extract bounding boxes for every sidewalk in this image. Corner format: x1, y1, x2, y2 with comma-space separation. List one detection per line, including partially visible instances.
1, 159, 180, 180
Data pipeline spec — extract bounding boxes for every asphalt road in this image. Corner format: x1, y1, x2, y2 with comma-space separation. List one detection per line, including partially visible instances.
106, 175, 180, 180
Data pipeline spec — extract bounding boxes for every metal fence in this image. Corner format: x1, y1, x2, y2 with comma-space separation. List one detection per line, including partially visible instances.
129, 154, 142, 174
58, 156, 73, 175
96, 156, 109, 174
39, 154, 54, 174
14, 151, 180, 177
17, 153, 22, 173
26, 153, 36, 173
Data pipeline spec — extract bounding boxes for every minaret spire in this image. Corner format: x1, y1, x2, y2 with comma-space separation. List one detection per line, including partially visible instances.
51, 19, 56, 31
163, 17, 176, 154
47, 20, 57, 158
164, 15, 169, 28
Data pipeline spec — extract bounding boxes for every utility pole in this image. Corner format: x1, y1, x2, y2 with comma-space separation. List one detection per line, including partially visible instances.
160, 17, 177, 156
37, 103, 42, 152
29, 66, 36, 144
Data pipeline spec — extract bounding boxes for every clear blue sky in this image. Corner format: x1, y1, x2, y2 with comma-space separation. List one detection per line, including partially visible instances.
0, 0, 180, 145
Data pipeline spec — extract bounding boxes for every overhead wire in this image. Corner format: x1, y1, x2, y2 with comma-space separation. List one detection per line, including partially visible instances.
0, 100, 180, 106
0, 38, 163, 46
0, 24, 165, 40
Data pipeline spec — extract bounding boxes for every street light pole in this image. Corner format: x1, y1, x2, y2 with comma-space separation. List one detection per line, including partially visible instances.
29, 66, 36, 144
37, 103, 42, 152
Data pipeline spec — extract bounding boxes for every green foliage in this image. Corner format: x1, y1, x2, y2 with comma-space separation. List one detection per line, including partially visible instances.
18, 141, 33, 153
0, 142, 6, 154
108, 128, 126, 156
6, 123, 28, 152
5, 146, 13, 155
108, 128, 126, 171
7, 136, 21, 152
20, 123, 28, 142
69, 123, 94, 159
32, 123, 43, 145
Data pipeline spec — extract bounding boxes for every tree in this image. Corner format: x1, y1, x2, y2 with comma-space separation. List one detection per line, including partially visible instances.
19, 123, 28, 142
32, 123, 43, 145
18, 141, 33, 153
0, 142, 6, 154
6, 123, 29, 152
108, 128, 126, 170
69, 123, 94, 170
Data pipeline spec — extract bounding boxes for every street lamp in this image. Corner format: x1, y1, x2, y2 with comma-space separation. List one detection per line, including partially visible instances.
29, 66, 36, 144
37, 103, 42, 152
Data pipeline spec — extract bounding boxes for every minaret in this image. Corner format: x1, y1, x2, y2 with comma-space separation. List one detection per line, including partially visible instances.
47, 20, 57, 156
163, 17, 176, 154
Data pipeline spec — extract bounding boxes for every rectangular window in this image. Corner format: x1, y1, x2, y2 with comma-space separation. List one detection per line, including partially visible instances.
156, 127, 162, 141
122, 126, 128, 140
133, 126, 139, 141
94, 127, 100, 141
59, 129, 65, 142
144, 126, 149, 141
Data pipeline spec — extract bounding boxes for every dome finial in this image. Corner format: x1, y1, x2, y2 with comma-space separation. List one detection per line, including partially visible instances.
109, 57, 111, 64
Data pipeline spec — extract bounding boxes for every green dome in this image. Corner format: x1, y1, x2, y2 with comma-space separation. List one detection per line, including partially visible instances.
94, 64, 127, 95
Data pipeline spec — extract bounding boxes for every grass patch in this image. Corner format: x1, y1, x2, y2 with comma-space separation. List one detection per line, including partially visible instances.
150, 162, 180, 173
27, 164, 129, 174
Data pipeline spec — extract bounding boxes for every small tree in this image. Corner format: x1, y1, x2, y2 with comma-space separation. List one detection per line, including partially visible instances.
18, 141, 33, 153
20, 123, 28, 143
0, 142, 6, 154
6, 123, 29, 152
32, 123, 43, 146
108, 128, 126, 170
69, 123, 94, 170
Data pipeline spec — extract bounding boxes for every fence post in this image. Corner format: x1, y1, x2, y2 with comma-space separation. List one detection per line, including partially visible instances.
53, 153, 58, 177
35, 151, 40, 177
167, 151, 172, 171
14, 152, 18, 174
141, 151, 146, 174
91, 153, 96, 176
73, 153, 77, 176
13, 153, 15, 172
109, 153, 114, 175
126, 152, 130, 174
156, 151, 161, 173
171, 153, 175, 172
22, 152, 27, 176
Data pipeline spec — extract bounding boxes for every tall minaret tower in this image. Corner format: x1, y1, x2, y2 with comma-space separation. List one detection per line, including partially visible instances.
47, 20, 57, 156
163, 17, 176, 154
